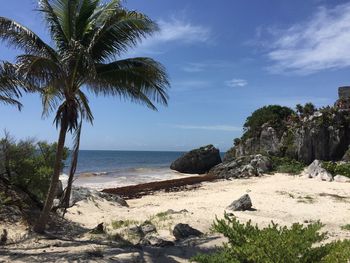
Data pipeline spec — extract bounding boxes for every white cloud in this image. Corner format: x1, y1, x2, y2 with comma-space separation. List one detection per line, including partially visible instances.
130, 16, 210, 55
171, 124, 242, 132
155, 18, 210, 44
182, 60, 236, 73
172, 80, 211, 91
182, 63, 206, 73
225, 79, 248, 87
266, 3, 350, 74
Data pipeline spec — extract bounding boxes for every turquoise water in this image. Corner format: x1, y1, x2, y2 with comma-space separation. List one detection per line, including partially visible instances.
63, 150, 224, 189
65, 150, 184, 174
64, 150, 185, 188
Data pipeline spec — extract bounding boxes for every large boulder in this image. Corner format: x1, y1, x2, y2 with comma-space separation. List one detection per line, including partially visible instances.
209, 154, 272, 179
302, 160, 333, 182
172, 224, 203, 240
170, 145, 222, 174
334, 175, 350, 183
227, 194, 253, 211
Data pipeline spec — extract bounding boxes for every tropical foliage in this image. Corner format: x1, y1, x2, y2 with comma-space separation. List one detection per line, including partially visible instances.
192, 214, 350, 263
322, 161, 350, 178
0, 62, 24, 109
242, 105, 295, 140
0, 0, 170, 232
270, 156, 305, 175
0, 133, 68, 201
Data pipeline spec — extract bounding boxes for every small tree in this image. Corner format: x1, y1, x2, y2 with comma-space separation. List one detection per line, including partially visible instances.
0, 0, 170, 232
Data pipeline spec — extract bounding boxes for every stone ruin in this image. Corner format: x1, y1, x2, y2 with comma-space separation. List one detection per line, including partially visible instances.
335, 86, 350, 110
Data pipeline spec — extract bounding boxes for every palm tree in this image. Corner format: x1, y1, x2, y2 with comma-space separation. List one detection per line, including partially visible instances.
0, 0, 169, 233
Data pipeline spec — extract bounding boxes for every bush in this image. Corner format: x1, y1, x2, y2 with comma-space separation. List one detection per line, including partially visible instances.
0, 134, 69, 201
192, 214, 350, 263
242, 105, 295, 140
270, 156, 305, 175
322, 162, 350, 178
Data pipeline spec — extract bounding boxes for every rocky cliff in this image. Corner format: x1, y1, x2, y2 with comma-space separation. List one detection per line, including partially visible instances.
225, 88, 350, 164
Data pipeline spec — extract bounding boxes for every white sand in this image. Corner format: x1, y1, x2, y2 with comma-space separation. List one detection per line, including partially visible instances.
66, 173, 350, 241
1, 173, 350, 262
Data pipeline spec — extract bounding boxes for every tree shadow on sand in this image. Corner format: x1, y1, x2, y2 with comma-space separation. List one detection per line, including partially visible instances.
0, 234, 222, 262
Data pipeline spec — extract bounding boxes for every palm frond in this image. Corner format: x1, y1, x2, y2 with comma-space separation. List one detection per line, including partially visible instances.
76, 90, 94, 123
41, 85, 64, 118
0, 17, 57, 59
0, 95, 22, 110
76, 0, 100, 40
54, 99, 79, 132
38, 0, 69, 50
89, 57, 169, 109
16, 54, 63, 86
88, 8, 158, 61
0, 62, 23, 110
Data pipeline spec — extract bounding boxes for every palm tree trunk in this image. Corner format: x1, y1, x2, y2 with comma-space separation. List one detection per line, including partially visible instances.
60, 144, 79, 213
60, 120, 81, 212
33, 118, 68, 233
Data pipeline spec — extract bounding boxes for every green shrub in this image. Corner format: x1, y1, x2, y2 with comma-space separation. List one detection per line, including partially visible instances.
322, 162, 350, 178
0, 134, 68, 201
270, 156, 305, 175
192, 214, 350, 263
341, 224, 350, 231
111, 219, 138, 229
242, 105, 295, 140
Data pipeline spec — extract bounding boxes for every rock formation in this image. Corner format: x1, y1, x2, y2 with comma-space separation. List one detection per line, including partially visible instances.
172, 223, 203, 240
302, 160, 333, 182
170, 144, 222, 174
209, 154, 272, 179
227, 194, 253, 211
225, 87, 350, 164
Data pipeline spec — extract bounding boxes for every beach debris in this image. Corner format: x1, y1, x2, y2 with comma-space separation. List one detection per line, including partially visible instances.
90, 223, 105, 234
334, 175, 350, 183
302, 160, 333, 182
0, 229, 7, 245
170, 144, 222, 174
227, 194, 253, 211
173, 223, 203, 240
210, 154, 272, 179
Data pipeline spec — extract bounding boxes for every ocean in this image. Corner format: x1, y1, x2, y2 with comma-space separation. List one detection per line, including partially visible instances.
62, 150, 187, 189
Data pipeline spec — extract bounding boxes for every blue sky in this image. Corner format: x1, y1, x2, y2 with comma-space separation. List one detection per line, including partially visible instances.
0, 0, 349, 151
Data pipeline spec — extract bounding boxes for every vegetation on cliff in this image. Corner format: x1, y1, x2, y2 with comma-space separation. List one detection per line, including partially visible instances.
242, 105, 295, 141
227, 102, 350, 164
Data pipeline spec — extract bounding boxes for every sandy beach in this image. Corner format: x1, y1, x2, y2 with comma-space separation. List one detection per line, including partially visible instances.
1, 173, 349, 262
67, 173, 350, 241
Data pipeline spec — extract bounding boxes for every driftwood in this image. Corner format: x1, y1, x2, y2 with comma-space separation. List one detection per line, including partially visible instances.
102, 174, 218, 199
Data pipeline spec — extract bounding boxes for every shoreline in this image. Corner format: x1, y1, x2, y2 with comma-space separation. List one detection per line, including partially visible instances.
101, 173, 217, 199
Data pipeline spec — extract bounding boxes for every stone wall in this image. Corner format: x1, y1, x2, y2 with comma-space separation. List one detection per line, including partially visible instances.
338, 86, 350, 99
